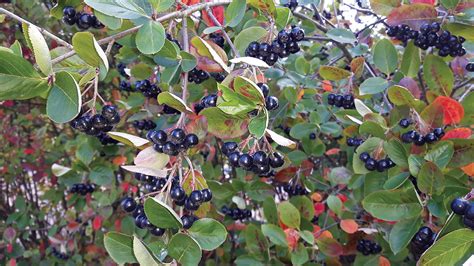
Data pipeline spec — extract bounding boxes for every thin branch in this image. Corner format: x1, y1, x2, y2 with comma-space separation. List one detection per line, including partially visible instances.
51, 0, 232, 65
205, 6, 240, 58
178, 12, 190, 129
0, 7, 73, 49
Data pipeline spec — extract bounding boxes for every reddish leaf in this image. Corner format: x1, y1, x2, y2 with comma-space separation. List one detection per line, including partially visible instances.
379, 256, 391, 266
316, 237, 343, 257
387, 4, 437, 30
311, 192, 323, 202
461, 163, 474, 176
340, 219, 359, 234
67, 221, 81, 231
398, 77, 421, 98
274, 167, 298, 183
442, 128, 472, 140
433, 96, 464, 125
7, 243, 13, 253
112, 155, 127, 166
93, 215, 103, 231
201, 0, 224, 26
284, 228, 300, 251
9, 259, 16, 266
411, 0, 435, 5
337, 194, 348, 203
314, 202, 326, 216
114, 219, 121, 232
325, 148, 340, 155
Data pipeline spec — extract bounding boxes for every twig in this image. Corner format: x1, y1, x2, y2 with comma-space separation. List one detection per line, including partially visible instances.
105, 39, 115, 56
355, 17, 386, 37
178, 13, 190, 129
205, 6, 240, 57
0, 7, 73, 49
50, 0, 232, 65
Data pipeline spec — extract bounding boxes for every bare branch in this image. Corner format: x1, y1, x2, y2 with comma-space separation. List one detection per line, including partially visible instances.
205, 6, 240, 58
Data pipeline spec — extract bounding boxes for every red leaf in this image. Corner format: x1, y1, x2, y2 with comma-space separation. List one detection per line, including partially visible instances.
314, 202, 326, 216
284, 228, 300, 251
201, 0, 224, 26
461, 163, 474, 176
442, 128, 472, 140
275, 167, 298, 183
325, 148, 340, 155
337, 194, 348, 203
7, 243, 13, 253
387, 4, 437, 30
432, 96, 464, 125
379, 256, 391, 266
9, 259, 16, 266
340, 219, 359, 234
316, 237, 343, 257
23, 148, 35, 155
411, 0, 435, 5
93, 216, 103, 231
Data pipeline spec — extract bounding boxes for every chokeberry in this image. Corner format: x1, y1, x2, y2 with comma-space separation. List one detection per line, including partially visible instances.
413, 134, 426, 146
171, 186, 186, 201
432, 127, 445, 138
265, 96, 279, 111
170, 128, 186, 143
277, 30, 290, 43
257, 83, 270, 97
290, 26, 305, 41
465, 203, 474, 220
202, 188, 212, 202
150, 226, 165, 236
425, 133, 438, 144
365, 158, 377, 171
451, 198, 469, 215
238, 154, 253, 168
376, 159, 390, 172
253, 151, 269, 166
162, 141, 178, 156
76, 13, 93, 30
121, 197, 137, 213
185, 134, 199, 147
222, 142, 238, 155
359, 152, 370, 162
270, 152, 284, 168
189, 190, 203, 204
228, 151, 240, 167
182, 214, 197, 229
63, 6, 76, 17
399, 118, 411, 128
466, 63, 474, 72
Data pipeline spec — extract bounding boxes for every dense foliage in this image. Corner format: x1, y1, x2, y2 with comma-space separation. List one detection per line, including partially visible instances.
0, 0, 474, 265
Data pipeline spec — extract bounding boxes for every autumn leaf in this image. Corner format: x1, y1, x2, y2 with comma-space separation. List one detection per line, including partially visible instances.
284, 228, 300, 251
340, 219, 359, 234
432, 96, 464, 125
442, 127, 472, 140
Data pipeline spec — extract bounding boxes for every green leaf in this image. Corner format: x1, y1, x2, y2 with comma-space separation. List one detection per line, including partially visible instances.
370, 0, 401, 16
84, 0, 150, 19
424, 141, 454, 169
104, 232, 137, 264
408, 154, 424, 176
299, 231, 315, 245
10, 40, 22, 57
440, 0, 459, 9
133, 235, 160, 266
168, 233, 202, 266
289, 123, 318, 140
149, 0, 174, 12
136, 20, 165, 55
200, 107, 248, 139
234, 26, 267, 56
362, 189, 422, 221
326, 195, 343, 217
291, 244, 309, 266
353, 137, 384, 174
261, 224, 288, 247
319, 66, 351, 81
383, 139, 408, 167
359, 77, 389, 95
387, 85, 423, 110
448, 139, 474, 168
225, 0, 246, 27
275, 7, 291, 30
94, 10, 122, 30
190, 36, 229, 73
46, 71, 81, 123
389, 216, 422, 254
423, 54, 454, 96
26, 24, 52, 75
233, 76, 265, 104
157, 92, 194, 113
326, 28, 357, 44
188, 218, 227, 251
290, 196, 315, 220
383, 172, 410, 190
131, 63, 153, 80
372, 39, 398, 75
418, 161, 445, 196
107, 132, 150, 148
144, 197, 182, 229
154, 39, 179, 67
295, 57, 310, 75
419, 229, 474, 266
72, 32, 109, 78
400, 41, 420, 78
263, 197, 279, 224
277, 201, 300, 229
180, 51, 197, 72
244, 224, 269, 259
247, 0, 276, 16
249, 109, 269, 139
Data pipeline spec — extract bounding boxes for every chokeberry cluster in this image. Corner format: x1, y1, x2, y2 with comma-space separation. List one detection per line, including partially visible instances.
69, 183, 96, 195
194, 94, 217, 114
346, 137, 364, 147
466, 63, 474, 72
257, 83, 279, 111
51, 247, 69, 260
70, 105, 120, 136
162, 105, 181, 115
359, 152, 396, 172
120, 197, 166, 236
410, 226, 435, 260
327, 93, 355, 109
386, 22, 466, 57
119, 80, 132, 92
356, 239, 382, 256
133, 119, 156, 131
401, 127, 445, 146
222, 141, 285, 176
283, 0, 298, 11
209, 33, 225, 48
171, 186, 212, 218
221, 206, 252, 221
245, 26, 305, 66
282, 182, 309, 197
135, 173, 167, 193
135, 79, 162, 98
97, 132, 119, 145
188, 68, 210, 84
450, 198, 474, 230
210, 72, 226, 82
147, 128, 199, 156
62, 6, 104, 30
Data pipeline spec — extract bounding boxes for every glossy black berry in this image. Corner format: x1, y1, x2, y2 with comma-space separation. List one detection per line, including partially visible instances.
150, 226, 165, 236
271, 40, 284, 54
425, 133, 438, 144
365, 158, 377, 171
253, 151, 269, 166
182, 215, 197, 229
399, 118, 411, 128
170, 128, 186, 144
63, 6, 76, 18
258, 43, 272, 57
257, 83, 270, 97
277, 30, 290, 43
359, 152, 370, 162
466, 63, 474, 72
134, 214, 148, 229
171, 186, 186, 201
265, 96, 279, 111
222, 142, 238, 156
327, 93, 336, 105
76, 13, 93, 30
451, 198, 469, 215
465, 203, 474, 220
162, 141, 178, 156
121, 197, 137, 213
290, 26, 305, 41
414, 134, 426, 146
309, 132, 316, 139
189, 190, 203, 204
228, 151, 240, 167
463, 216, 474, 230
270, 152, 284, 168
202, 188, 212, 202
132, 205, 144, 218
238, 153, 253, 168
376, 159, 390, 172
185, 134, 199, 147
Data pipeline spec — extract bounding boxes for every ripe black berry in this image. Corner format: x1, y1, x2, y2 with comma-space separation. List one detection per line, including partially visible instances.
376, 159, 390, 172
150, 226, 165, 236
63, 6, 76, 17
463, 216, 474, 230
252, 151, 268, 166
290, 26, 305, 41
451, 198, 469, 215
222, 142, 238, 156
228, 151, 240, 167
170, 128, 186, 143
238, 154, 253, 168
121, 197, 137, 213
399, 118, 412, 128
171, 186, 186, 201
185, 134, 199, 147
265, 96, 279, 111
413, 134, 425, 146
132, 205, 144, 218
359, 152, 370, 162
201, 188, 212, 202
185, 197, 199, 211
76, 13, 93, 30
270, 152, 284, 168
182, 214, 197, 229
257, 83, 270, 97
277, 30, 290, 43
365, 158, 377, 171
189, 190, 203, 204
309, 132, 316, 139
465, 203, 474, 220
466, 63, 474, 72
162, 141, 178, 156
424, 133, 438, 144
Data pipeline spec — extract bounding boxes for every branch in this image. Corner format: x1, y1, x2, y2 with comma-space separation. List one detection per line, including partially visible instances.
205, 6, 240, 58
0, 7, 73, 49
51, 0, 232, 65
178, 11, 190, 128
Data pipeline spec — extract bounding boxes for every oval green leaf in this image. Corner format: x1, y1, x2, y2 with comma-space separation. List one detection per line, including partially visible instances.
46, 71, 81, 123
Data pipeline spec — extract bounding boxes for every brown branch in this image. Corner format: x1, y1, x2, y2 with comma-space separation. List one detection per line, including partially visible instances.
204, 6, 240, 57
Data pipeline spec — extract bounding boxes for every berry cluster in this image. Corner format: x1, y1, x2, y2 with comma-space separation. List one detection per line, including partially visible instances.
62, 7, 104, 30
450, 198, 474, 230
222, 142, 285, 176
210, 72, 226, 82
147, 128, 199, 156
133, 119, 156, 131
194, 94, 217, 114
411, 226, 435, 260
400, 127, 445, 145
97, 132, 119, 145
121, 197, 166, 236
51, 247, 69, 260
166, 33, 182, 50
188, 68, 210, 84
327, 93, 355, 109
70, 105, 120, 136
221, 206, 252, 221
209, 33, 225, 48
386, 22, 466, 57
346, 137, 364, 147
135, 173, 167, 193
283, 0, 298, 11
162, 105, 181, 115
282, 183, 309, 197
466, 63, 474, 72
245, 26, 305, 66
135, 80, 162, 98
356, 239, 382, 256
171, 186, 212, 217
119, 80, 132, 92
258, 83, 279, 111
359, 152, 396, 172
69, 183, 96, 195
